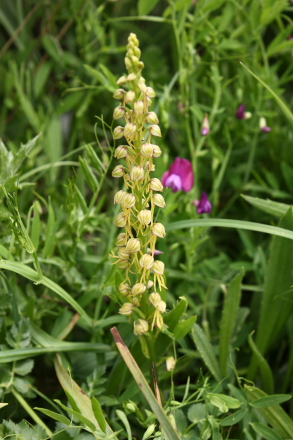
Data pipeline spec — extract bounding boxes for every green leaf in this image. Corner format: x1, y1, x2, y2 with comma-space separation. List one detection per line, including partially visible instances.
219, 269, 244, 376
166, 218, 293, 241
79, 156, 99, 192
249, 208, 293, 378
173, 316, 197, 340
241, 195, 289, 218
14, 359, 34, 376
42, 201, 56, 258
251, 422, 283, 440
248, 331, 274, 395
34, 408, 71, 426
191, 324, 221, 382
54, 399, 97, 432
207, 394, 241, 413
0, 293, 11, 309
111, 327, 182, 440
187, 403, 206, 423
244, 385, 293, 438
251, 395, 292, 408
116, 410, 132, 440
219, 408, 247, 426
31, 204, 41, 251
138, 0, 160, 15
92, 397, 107, 433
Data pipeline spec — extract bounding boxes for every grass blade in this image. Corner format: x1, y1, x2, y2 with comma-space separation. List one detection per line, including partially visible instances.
191, 323, 221, 382
248, 331, 274, 395
110, 327, 182, 440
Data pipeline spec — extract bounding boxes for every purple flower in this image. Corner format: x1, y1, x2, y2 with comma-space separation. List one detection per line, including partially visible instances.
194, 192, 212, 214
260, 117, 271, 133
236, 103, 252, 120
162, 157, 194, 193
202, 114, 210, 136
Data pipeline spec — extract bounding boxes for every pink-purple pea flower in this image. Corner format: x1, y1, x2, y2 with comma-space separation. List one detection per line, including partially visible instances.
259, 117, 271, 133
202, 114, 210, 136
236, 103, 252, 120
194, 192, 212, 214
162, 157, 194, 193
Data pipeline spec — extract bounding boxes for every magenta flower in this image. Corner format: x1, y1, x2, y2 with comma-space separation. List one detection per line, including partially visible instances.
162, 157, 194, 193
236, 103, 252, 120
194, 192, 212, 214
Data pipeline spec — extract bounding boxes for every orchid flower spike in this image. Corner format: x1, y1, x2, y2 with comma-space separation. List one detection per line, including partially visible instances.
162, 157, 194, 193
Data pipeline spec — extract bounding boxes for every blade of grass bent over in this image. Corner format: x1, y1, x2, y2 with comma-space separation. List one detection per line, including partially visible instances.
111, 327, 182, 440
240, 62, 293, 125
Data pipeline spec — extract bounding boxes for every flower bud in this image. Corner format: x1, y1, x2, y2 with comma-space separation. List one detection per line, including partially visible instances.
113, 88, 125, 100
137, 209, 152, 226
147, 280, 154, 290
146, 97, 152, 107
119, 283, 131, 296
132, 297, 140, 307
132, 283, 146, 296
118, 259, 130, 269
131, 55, 139, 66
127, 73, 136, 81
139, 254, 154, 270
146, 87, 156, 98
149, 125, 161, 137
118, 247, 130, 260
125, 91, 136, 103
126, 238, 141, 253
113, 126, 124, 139
125, 57, 132, 69
134, 47, 141, 58
157, 300, 166, 313
116, 232, 127, 246
124, 123, 137, 138
150, 178, 163, 192
166, 356, 176, 371
138, 80, 147, 93
117, 75, 128, 85
114, 190, 126, 204
134, 101, 145, 115
146, 112, 159, 124
134, 319, 149, 335
115, 212, 127, 228
114, 145, 128, 159
112, 165, 124, 178
141, 143, 154, 158
119, 302, 134, 315
152, 223, 166, 238
152, 260, 164, 275
152, 194, 166, 208
121, 193, 136, 209
152, 145, 162, 158
130, 166, 144, 181
149, 292, 161, 307
202, 114, 210, 136
124, 401, 138, 413
113, 106, 126, 120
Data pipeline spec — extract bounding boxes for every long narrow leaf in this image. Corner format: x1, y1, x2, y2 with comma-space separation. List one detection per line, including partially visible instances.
166, 219, 293, 241
248, 332, 274, 395
110, 327, 182, 440
191, 324, 221, 382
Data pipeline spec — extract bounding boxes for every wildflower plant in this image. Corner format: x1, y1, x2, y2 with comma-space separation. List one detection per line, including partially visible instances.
111, 33, 167, 334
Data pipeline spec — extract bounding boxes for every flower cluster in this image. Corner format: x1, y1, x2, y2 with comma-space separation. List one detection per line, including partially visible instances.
111, 33, 167, 333
236, 104, 271, 132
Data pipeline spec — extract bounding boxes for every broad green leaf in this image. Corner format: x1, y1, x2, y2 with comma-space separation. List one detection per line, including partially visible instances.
191, 324, 221, 382
219, 408, 247, 426
248, 332, 274, 394
251, 422, 283, 440
219, 269, 244, 376
0, 260, 92, 325
138, 0, 160, 15
251, 395, 292, 408
173, 316, 197, 340
187, 403, 206, 423
92, 397, 107, 433
34, 408, 71, 426
207, 394, 241, 413
54, 356, 115, 436
249, 208, 293, 378
241, 195, 289, 218
244, 385, 293, 438
240, 62, 293, 125
111, 327, 182, 440
166, 218, 293, 241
